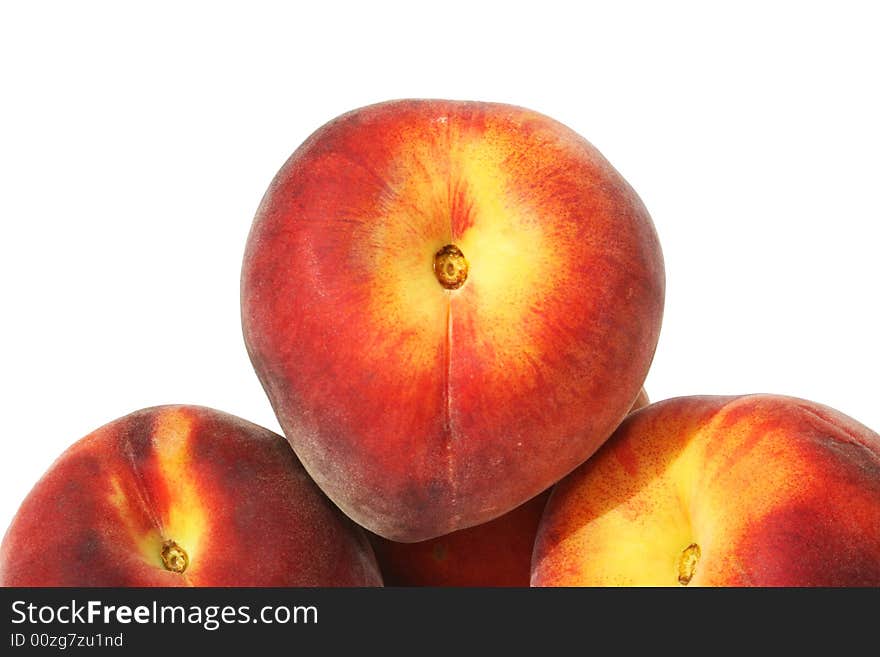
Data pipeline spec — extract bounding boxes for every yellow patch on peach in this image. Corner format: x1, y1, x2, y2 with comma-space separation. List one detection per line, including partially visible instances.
360, 125, 562, 379
356, 151, 450, 372
455, 150, 552, 351
107, 475, 165, 570
550, 438, 701, 586
151, 408, 208, 575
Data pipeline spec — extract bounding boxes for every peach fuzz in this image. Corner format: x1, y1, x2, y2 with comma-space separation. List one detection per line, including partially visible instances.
531, 395, 880, 586
0, 406, 382, 586
241, 99, 664, 542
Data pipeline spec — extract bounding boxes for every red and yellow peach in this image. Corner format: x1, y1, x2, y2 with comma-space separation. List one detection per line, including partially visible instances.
242, 100, 664, 541
0, 405, 382, 586
531, 395, 880, 586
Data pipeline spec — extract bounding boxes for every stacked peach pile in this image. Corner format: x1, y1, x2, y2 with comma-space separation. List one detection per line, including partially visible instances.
2, 101, 878, 587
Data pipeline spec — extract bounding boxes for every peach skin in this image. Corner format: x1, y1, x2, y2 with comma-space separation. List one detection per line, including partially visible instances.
531, 395, 880, 586
241, 99, 664, 541
0, 406, 382, 586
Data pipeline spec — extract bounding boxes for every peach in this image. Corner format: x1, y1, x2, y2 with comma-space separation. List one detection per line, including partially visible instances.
0, 405, 382, 586
531, 395, 880, 586
370, 389, 649, 585
241, 99, 664, 541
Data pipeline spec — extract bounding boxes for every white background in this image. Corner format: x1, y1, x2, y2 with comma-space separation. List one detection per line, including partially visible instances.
1, 2, 878, 535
